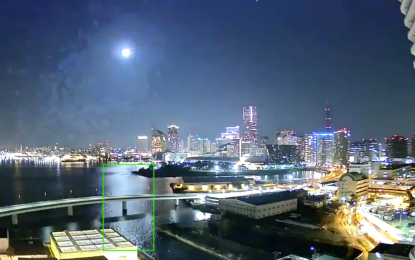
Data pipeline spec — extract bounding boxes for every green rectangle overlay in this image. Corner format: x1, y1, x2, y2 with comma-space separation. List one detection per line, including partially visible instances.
102, 163, 155, 252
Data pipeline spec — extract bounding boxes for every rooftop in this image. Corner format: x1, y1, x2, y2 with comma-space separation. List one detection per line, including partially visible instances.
182, 176, 252, 184
50, 229, 135, 253
379, 163, 409, 170
370, 243, 413, 257
237, 190, 300, 206
184, 156, 240, 162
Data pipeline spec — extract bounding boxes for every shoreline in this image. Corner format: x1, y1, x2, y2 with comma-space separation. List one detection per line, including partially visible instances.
158, 227, 232, 260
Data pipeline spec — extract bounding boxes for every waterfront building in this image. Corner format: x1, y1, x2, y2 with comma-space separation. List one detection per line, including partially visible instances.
171, 176, 255, 193
151, 128, 168, 153
333, 128, 350, 166
397, 0, 415, 69
50, 229, 137, 260
218, 190, 298, 219
296, 135, 305, 162
243, 106, 258, 147
385, 135, 408, 159
167, 125, 180, 153
136, 135, 148, 154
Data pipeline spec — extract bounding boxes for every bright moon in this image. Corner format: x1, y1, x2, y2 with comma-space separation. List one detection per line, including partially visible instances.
121, 48, 131, 57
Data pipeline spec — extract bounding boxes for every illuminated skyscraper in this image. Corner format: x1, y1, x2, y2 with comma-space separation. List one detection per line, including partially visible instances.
221, 126, 240, 139
397, 0, 415, 69
303, 133, 317, 164
167, 125, 180, 153
243, 106, 258, 147
316, 133, 334, 165
333, 128, 350, 166
137, 135, 149, 153
151, 128, 168, 153
275, 130, 297, 145
187, 134, 199, 156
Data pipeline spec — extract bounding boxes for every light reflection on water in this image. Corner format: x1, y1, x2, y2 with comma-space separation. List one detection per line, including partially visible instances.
0, 163, 321, 259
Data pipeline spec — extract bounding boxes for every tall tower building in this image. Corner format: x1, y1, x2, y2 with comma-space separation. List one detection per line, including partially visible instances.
167, 125, 180, 153
137, 135, 149, 153
385, 135, 408, 159
243, 106, 258, 147
396, 0, 415, 69
333, 128, 350, 166
296, 135, 305, 162
316, 133, 334, 166
187, 134, 199, 156
303, 133, 317, 164
151, 128, 168, 153
198, 138, 211, 155
325, 102, 332, 131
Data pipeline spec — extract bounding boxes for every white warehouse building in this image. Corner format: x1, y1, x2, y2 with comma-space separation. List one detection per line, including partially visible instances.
338, 172, 369, 201
218, 190, 299, 219
398, 0, 415, 68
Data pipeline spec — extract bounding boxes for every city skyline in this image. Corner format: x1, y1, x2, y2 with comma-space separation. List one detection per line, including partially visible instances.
0, 1, 414, 147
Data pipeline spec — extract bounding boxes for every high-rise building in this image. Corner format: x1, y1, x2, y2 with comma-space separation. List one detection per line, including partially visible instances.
259, 136, 269, 148
187, 134, 199, 156
316, 133, 334, 166
296, 135, 305, 162
221, 126, 240, 139
243, 106, 258, 147
178, 139, 184, 153
362, 138, 380, 161
198, 138, 211, 155
151, 128, 168, 153
266, 145, 299, 164
385, 135, 408, 159
303, 134, 317, 164
137, 136, 149, 153
349, 141, 364, 163
333, 128, 350, 166
397, 0, 415, 69
167, 125, 180, 153
276, 130, 297, 145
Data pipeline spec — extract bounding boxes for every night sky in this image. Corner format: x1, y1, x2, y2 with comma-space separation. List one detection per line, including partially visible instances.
0, 0, 414, 148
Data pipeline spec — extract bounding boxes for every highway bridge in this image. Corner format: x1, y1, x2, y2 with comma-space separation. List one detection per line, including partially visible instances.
0, 194, 203, 225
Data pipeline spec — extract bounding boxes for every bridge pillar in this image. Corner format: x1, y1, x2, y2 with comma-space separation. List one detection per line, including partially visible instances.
175, 199, 179, 207
12, 214, 18, 225
68, 206, 74, 216
122, 201, 127, 215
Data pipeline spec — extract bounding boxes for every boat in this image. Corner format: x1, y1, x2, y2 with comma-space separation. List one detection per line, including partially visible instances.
61, 154, 86, 163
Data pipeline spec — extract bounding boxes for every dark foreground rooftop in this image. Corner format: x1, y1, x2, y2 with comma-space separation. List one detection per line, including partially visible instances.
370, 243, 413, 257
10, 239, 48, 255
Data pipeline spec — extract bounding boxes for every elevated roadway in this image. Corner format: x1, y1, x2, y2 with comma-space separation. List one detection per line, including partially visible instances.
0, 194, 203, 225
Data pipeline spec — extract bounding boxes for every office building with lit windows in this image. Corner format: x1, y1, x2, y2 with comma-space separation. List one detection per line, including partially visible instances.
397, 0, 415, 69
137, 135, 148, 153
316, 133, 334, 166
303, 133, 317, 164
275, 129, 297, 145
187, 134, 199, 156
412, 134, 415, 158
167, 125, 180, 153
243, 106, 258, 147
198, 138, 212, 155
151, 128, 168, 153
221, 126, 240, 139
333, 128, 350, 166
266, 144, 299, 164
296, 135, 305, 162
385, 135, 409, 159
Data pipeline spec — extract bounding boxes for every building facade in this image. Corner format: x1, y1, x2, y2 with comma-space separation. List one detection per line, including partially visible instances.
243, 106, 258, 147
333, 128, 350, 166
151, 128, 168, 153
187, 134, 199, 156
137, 135, 149, 153
303, 133, 317, 164
218, 191, 298, 219
338, 172, 369, 200
316, 133, 334, 166
167, 125, 180, 153
276, 129, 297, 145
266, 144, 299, 164
385, 135, 408, 159
397, 0, 415, 69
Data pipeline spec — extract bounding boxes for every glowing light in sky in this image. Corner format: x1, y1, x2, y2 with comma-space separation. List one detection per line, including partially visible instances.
121, 48, 132, 58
